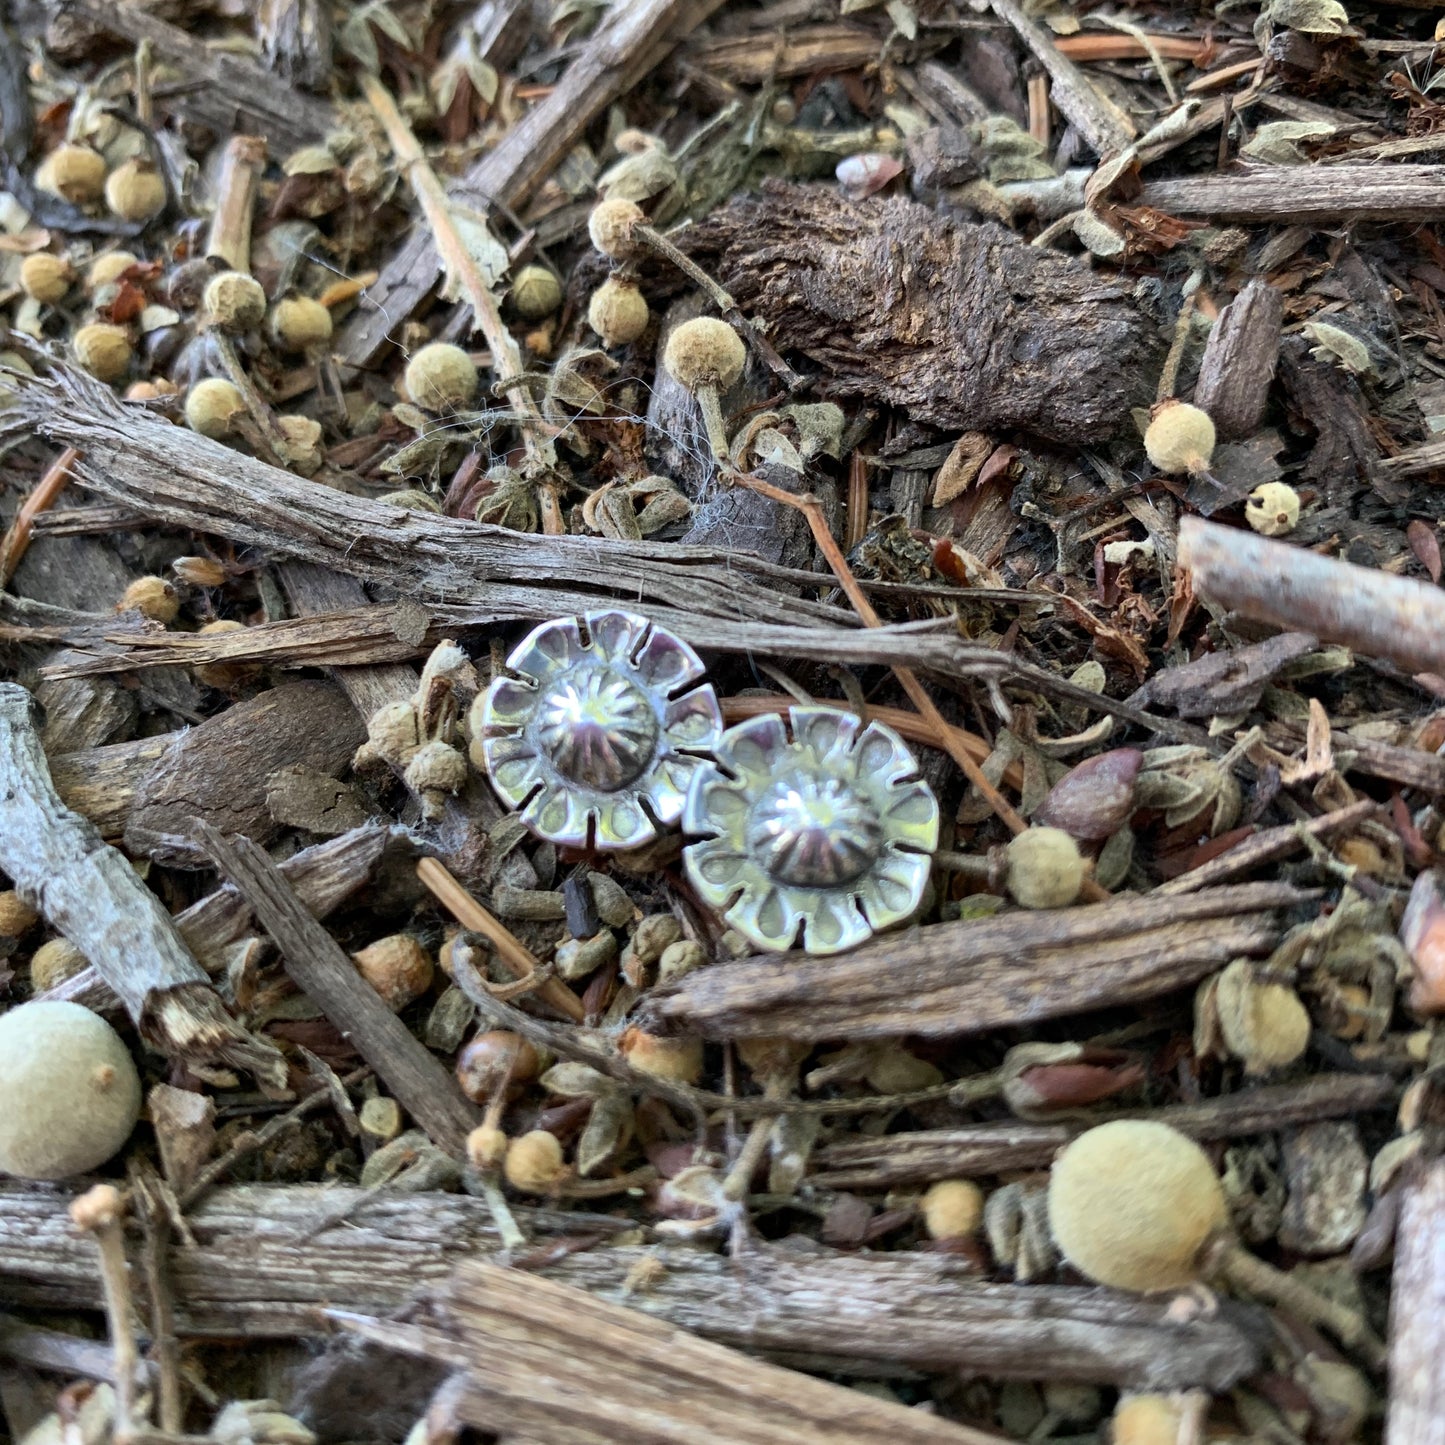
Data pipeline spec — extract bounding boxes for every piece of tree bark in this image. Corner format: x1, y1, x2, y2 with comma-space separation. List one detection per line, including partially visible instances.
1141, 166, 1445, 224
1387, 1158, 1445, 1445
0, 1184, 1266, 1390
809, 1075, 1397, 1189
683, 182, 1161, 444
255, 0, 331, 91
1193, 279, 1283, 441
639, 882, 1306, 1041
49, 733, 172, 837
56, 0, 333, 151
196, 824, 481, 1156
1374, 435, 1445, 483
335, 0, 727, 369
124, 681, 364, 867
0, 683, 284, 1083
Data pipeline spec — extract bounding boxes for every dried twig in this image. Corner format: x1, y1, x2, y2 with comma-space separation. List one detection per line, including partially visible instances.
1388, 1158, 1445, 1443
0, 448, 79, 586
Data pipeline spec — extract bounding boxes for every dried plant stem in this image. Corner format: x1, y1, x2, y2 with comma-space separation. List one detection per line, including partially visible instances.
211, 333, 290, 464
1157, 292, 1199, 401
69, 1188, 144, 1443
129, 1173, 182, 1433
722, 1074, 791, 1200
0, 446, 79, 585
360, 74, 556, 477
845, 450, 869, 551
205, 136, 265, 273
416, 856, 585, 1023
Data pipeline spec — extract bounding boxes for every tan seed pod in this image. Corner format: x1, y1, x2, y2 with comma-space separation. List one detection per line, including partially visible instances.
36, 144, 106, 204
657, 937, 705, 984
172, 555, 227, 587
104, 158, 166, 222
277, 413, 324, 474
20, 253, 74, 304
203, 271, 267, 332
1144, 399, 1216, 476
620, 1027, 703, 1085
184, 378, 246, 438
1005, 827, 1085, 910
377, 489, 442, 512
403, 342, 479, 412
118, 575, 179, 623
510, 264, 562, 320
587, 198, 645, 258
1245, 481, 1301, 537
362, 698, 422, 767
1213, 959, 1311, 1074
1047, 1119, 1227, 1292
87, 251, 139, 291
30, 938, 88, 992
194, 619, 252, 689
663, 317, 747, 393
0, 890, 38, 938
267, 294, 333, 352
1111, 1394, 1185, 1445
587, 278, 649, 347
503, 1128, 565, 1192
72, 322, 133, 383
920, 1179, 985, 1240
124, 377, 180, 402
351, 934, 434, 1011
403, 739, 468, 796
467, 1123, 508, 1170
456, 1029, 540, 1104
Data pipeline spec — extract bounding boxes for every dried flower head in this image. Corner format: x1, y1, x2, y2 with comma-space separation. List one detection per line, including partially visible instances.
104, 157, 166, 221
587, 277, 649, 347
268, 295, 333, 353
511, 263, 562, 320
0, 890, 38, 938
920, 1179, 985, 1240
118, 575, 179, 623
456, 1029, 540, 1103
1211, 959, 1311, 1074
503, 1128, 565, 1192
184, 378, 246, 438
474, 609, 722, 850
1144, 399, 1216, 476
1047, 1119, 1226, 1291
1245, 481, 1301, 537
36, 144, 106, 204
72, 322, 133, 384
350, 935, 434, 1011
620, 1027, 703, 1085
1111, 1394, 1185, 1445
683, 705, 939, 955
662, 317, 747, 460
193, 619, 253, 689
30, 937, 88, 991
1005, 827, 1085, 910
467, 1123, 508, 1169
87, 252, 139, 292
204, 271, 267, 332
403, 342, 479, 412
20, 253, 74, 304
588, 198, 645, 258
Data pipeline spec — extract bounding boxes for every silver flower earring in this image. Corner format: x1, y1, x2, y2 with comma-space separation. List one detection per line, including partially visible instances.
682, 705, 939, 955
471, 609, 723, 850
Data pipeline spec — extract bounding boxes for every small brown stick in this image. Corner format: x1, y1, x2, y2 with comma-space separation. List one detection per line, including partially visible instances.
69, 1186, 144, 1443
417, 856, 585, 1023
1027, 73, 1052, 146
844, 450, 869, 551
360, 74, 557, 478
128, 1170, 182, 1432
1180, 516, 1445, 678
211, 333, 291, 465
0, 447, 80, 586
205, 136, 266, 273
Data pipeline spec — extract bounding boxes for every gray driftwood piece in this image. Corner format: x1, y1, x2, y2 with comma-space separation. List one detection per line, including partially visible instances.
0, 684, 283, 1083
0, 1183, 1265, 1390
1194, 279, 1283, 441
1387, 1158, 1445, 1445
639, 881, 1307, 1041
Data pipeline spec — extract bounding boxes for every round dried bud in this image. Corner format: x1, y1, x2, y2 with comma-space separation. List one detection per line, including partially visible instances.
351, 934, 434, 1011
69, 1182, 125, 1231
1032, 748, 1142, 842
456, 1029, 540, 1103
588, 872, 634, 928
203, 270, 267, 332
1047, 1120, 1226, 1292
173, 555, 227, 588
0, 1001, 141, 1180
1043, 1384, 1101, 1426
0, 890, 38, 938
119, 575, 179, 623
555, 930, 618, 981
663, 317, 747, 393
364, 699, 422, 767
631, 913, 683, 967
166, 257, 215, 311
1143, 399, 1216, 476
359, 1095, 402, 1144
1213, 959, 1310, 1074
621, 1028, 703, 1085
277, 414, 324, 473
30, 938, 88, 992
735, 1036, 810, 1078
657, 938, 705, 984
511, 264, 562, 320
403, 739, 468, 796
866, 1047, 943, 1094
72, 322, 133, 383
1111, 1394, 1184, 1445
377, 490, 442, 512
36, 144, 106, 204
587, 278, 649, 347
104, 158, 166, 222
87, 252, 139, 292
125, 378, 180, 402
587, 198, 645, 258
184, 377, 246, 438
20, 253, 74, 303
1245, 481, 1301, 538
267, 294, 333, 353
467, 1123, 508, 1169
0, 351, 35, 407
403, 342, 479, 412
920, 1179, 985, 1239
194, 619, 251, 689
504, 1128, 565, 1192
1006, 827, 1085, 910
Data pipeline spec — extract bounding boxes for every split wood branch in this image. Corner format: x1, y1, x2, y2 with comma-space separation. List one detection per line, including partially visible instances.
1387, 1158, 1445, 1445
0, 682, 284, 1083
0, 1183, 1267, 1390
1179, 516, 1445, 678
194, 822, 482, 1157
1141, 165, 1445, 223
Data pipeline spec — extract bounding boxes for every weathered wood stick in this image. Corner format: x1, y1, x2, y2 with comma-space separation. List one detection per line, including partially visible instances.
49, 732, 174, 837
423, 1260, 1008, 1445
205, 136, 265, 273
0, 683, 284, 1084
1387, 1158, 1445, 1445
1141, 166, 1445, 223
808, 1075, 1396, 1189
1375, 435, 1445, 482
639, 881, 1306, 1041
0, 1184, 1266, 1390
1180, 516, 1445, 678
195, 823, 481, 1156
